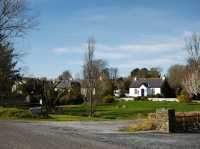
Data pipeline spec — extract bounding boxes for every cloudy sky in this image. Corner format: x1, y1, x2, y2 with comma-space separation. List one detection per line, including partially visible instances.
16, 0, 200, 78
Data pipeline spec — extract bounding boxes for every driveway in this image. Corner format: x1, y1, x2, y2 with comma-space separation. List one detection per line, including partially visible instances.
0, 120, 200, 149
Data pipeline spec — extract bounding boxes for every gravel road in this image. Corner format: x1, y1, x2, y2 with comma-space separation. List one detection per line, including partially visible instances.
0, 120, 200, 149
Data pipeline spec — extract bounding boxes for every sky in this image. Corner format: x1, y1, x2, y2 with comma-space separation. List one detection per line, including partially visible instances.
16, 0, 200, 79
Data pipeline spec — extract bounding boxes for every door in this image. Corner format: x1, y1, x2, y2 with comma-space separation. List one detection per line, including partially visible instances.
141, 89, 145, 97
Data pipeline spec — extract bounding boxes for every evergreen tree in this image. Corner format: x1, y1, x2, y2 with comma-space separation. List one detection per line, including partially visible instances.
0, 43, 20, 97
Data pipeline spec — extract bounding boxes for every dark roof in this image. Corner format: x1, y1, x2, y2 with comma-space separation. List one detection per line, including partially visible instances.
130, 78, 164, 88
56, 80, 80, 89
56, 80, 71, 89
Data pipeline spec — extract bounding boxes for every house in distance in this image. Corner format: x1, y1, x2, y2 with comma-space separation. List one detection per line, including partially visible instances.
129, 77, 165, 97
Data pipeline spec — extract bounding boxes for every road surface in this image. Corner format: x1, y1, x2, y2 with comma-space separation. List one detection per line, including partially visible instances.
0, 120, 200, 149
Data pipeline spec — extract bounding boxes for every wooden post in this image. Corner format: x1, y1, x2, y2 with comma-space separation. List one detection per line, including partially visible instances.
168, 109, 176, 133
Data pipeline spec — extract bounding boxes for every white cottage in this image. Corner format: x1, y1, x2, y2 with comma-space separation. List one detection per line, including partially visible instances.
129, 77, 165, 97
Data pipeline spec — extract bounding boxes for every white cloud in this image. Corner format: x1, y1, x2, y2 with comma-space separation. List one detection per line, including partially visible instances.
51, 34, 187, 76
53, 46, 84, 54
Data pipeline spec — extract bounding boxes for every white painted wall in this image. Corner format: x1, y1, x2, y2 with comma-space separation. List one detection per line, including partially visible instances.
129, 87, 161, 97
154, 88, 161, 95
119, 97, 178, 102
148, 98, 178, 102
129, 85, 148, 97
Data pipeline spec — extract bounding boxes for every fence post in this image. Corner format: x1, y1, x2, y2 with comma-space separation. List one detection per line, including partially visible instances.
168, 109, 176, 133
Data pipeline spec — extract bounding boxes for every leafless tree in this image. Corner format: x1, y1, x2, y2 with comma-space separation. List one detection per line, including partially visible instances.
109, 67, 118, 81
83, 37, 96, 117
0, 0, 36, 42
108, 67, 118, 94
185, 32, 200, 70
183, 70, 200, 96
183, 33, 200, 96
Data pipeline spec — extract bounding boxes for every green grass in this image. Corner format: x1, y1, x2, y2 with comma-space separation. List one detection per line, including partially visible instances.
54, 101, 200, 120
0, 107, 34, 120
1, 101, 200, 121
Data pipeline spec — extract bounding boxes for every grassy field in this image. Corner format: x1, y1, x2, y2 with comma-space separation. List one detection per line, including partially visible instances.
51, 101, 200, 121
1, 101, 200, 121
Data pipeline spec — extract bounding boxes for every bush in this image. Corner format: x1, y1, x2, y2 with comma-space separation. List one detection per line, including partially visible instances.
134, 96, 148, 101
122, 119, 157, 132
102, 95, 115, 104
0, 107, 33, 119
30, 95, 40, 103
148, 94, 163, 98
59, 94, 84, 105
177, 90, 191, 103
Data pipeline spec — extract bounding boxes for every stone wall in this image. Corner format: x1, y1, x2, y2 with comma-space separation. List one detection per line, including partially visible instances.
175, 112, 200, 132
149, 109, 200, 133
154, 108, 175, 133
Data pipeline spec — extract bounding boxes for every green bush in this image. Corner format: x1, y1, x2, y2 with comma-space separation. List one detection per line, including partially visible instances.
59, 94, 84, 105
177, 90, 190, 103
134, 96, 148, 101
0, 107, 33, 119
148, 94, 163, 98
102, 95, 115, 104
30, 95, 40, 103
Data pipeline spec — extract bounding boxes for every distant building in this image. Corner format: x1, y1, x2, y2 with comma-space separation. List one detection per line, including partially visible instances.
129, 77, 165, 97
55, 80, 80, 91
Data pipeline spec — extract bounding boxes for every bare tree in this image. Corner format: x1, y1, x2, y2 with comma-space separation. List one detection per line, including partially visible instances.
0, 0, 36, 42
83, 37, 96, 117
108, 67, 118, 95
183, 70, 200, 96
183, 33, 200, 96
185, 32, 200, 70
109, 67, 118, 81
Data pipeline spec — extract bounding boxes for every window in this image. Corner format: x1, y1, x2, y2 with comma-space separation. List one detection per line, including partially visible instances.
152, 88, 155, 95
134, 89, 137, 94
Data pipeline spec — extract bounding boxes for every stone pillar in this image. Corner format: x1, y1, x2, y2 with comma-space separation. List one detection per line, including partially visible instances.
156, 108, 176, 133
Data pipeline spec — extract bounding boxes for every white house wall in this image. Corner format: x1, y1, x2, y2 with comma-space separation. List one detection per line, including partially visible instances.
129, 88, 138, 97
139, 85, 148, 96
154, 88, 161, 95
129, 87, 161, 97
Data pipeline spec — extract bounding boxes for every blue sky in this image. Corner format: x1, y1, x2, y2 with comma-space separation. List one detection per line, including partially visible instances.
16, 0, 200, 79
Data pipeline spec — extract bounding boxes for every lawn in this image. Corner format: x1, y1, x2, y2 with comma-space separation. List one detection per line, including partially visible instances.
1, 101, 200, 121
52, 101, 200, 120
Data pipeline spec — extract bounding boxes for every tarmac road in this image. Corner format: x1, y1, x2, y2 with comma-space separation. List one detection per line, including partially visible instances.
0, 120, 200, 149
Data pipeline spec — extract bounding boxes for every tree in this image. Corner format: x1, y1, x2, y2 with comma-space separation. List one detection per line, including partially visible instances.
183, 70, 200, 96
185, 33, 200, 70
58, 70, 72, 80
0, 0, 36, 42
161, 79, 174, 98
0, 43, 20, 103
108, 67, 118, 95
130, 67, 161, 78
183, 33, 200, 97
0, 0, 36, 103
83, 37, 96, 117
167, 64, 186, 95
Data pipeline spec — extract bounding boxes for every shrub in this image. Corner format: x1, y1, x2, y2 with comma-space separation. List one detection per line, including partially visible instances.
177, 90, 191, 103
0, 107, 33, 119
155, 94, 163, 98
134, 96, 148, 101
122, 119, 157, 132
59, 94, 84, 105
102, 95, 115, 104
30, 95, 40, 103
148, 94, 163, 98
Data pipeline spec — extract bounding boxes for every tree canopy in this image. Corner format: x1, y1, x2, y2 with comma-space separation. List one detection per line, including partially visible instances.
130, 67, 161, 78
